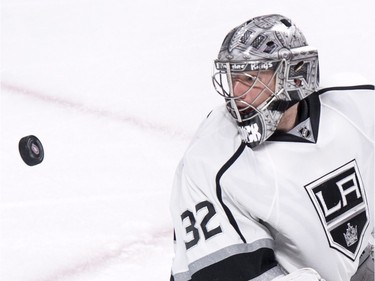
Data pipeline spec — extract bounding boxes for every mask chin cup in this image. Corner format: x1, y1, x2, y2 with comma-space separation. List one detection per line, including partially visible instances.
237, 116, 265, 148
236, 99, 288, 148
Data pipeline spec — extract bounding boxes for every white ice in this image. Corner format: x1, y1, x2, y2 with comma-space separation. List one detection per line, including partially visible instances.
1, 1, 374, 280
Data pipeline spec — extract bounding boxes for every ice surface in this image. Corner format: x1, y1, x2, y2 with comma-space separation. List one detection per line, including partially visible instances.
1, 0, 374, 280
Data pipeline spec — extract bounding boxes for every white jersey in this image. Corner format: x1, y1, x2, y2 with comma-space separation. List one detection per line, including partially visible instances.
170, 84, 374, 281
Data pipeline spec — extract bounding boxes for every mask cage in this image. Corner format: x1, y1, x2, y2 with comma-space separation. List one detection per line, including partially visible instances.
212, 60, 285, 123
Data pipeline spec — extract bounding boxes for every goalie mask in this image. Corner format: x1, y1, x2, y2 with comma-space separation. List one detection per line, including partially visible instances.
212, 14, 319, 148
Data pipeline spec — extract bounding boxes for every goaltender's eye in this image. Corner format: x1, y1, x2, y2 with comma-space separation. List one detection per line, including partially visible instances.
239, 73, 257, 84
244, 74, 256, 82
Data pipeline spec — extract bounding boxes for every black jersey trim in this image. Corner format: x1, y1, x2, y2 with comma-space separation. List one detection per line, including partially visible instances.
191, 248, 277, 281
216, 142, 247, 243
172, 241, 280, 281
269, 92, 321, 143
316, 84, 374, 95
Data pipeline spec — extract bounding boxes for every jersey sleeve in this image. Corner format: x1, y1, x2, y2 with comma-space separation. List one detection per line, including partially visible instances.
169, 158, 284, 281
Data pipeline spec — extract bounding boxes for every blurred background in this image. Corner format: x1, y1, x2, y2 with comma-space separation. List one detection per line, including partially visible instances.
1, 0, 374, 280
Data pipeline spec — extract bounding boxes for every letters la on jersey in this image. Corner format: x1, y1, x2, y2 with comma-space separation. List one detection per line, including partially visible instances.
305, 159, 369, 260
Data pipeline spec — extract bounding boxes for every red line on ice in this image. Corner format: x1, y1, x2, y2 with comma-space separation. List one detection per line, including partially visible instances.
33, 228, 172, 281
1, 81, 190, 140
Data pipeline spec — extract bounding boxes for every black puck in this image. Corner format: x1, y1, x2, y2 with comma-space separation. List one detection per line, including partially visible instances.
19, 135, 44, 166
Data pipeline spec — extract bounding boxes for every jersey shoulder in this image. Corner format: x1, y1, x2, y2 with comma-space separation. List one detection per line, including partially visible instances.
183, 105, 240, 165
318, 83, 374, 141
176, 105, 242, 195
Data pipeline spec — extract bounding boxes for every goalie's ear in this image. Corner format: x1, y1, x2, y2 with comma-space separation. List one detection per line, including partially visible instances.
272, 268, 323, 281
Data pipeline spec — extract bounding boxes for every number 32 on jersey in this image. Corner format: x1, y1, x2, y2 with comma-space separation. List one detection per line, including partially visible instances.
181, 200, 223, 250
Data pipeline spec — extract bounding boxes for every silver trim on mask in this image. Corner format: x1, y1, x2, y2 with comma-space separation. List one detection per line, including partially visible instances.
212, 14, 319, 148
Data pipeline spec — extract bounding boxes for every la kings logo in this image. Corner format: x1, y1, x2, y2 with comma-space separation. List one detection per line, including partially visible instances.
304, 160, 369, 260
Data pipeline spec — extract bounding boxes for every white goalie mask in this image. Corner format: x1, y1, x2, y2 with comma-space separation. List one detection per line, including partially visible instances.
212, 14, 319, 148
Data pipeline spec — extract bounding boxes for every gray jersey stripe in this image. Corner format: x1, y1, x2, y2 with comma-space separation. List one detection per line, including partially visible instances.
173, 238, 274, 281
173, 271, 191, 281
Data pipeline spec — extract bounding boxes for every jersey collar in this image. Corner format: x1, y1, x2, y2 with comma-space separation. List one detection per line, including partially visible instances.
267, 92, 321, 143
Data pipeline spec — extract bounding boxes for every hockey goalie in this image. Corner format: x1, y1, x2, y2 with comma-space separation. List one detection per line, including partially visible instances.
169, 14, 374, 281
